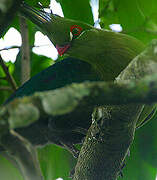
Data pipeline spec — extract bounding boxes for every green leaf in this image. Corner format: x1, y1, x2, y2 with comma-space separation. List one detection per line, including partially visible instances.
57, 0, 94, 25
99, 0, 157, 43
123, 137, 157, 180
137, 113, 157, 168
0, 154, 23, 180
112, 0, 157, 43
123, 112, 157, 179
99, 0, 119, 29
13, 50, 53, 86
25, 0, 50, 7
31, 52, 53, 76
38, 144, 75, 180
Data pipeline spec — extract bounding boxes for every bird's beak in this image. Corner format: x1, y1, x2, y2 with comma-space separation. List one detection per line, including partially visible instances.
21, 2, 71, 56
56, 44, 70, 56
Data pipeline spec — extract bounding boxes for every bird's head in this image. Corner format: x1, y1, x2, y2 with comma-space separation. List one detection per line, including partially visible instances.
20, 2, 93, 55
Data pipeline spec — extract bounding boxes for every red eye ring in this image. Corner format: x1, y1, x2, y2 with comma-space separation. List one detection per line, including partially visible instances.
70, 25, 83, 36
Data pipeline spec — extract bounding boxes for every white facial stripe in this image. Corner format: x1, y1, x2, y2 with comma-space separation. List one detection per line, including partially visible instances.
70, 32, 73, 41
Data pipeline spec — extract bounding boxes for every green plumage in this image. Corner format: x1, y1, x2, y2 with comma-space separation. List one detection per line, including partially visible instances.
19, 2, 155, 129
5, 58, 100, 104
20, 2, 145, 81
4, 58, 101, 147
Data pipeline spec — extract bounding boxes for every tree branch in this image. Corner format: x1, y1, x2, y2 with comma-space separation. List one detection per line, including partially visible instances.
0, 55, 17, 91
0, 76, 7, 80
19, 16, 30, 84
0, 86, 13, 91
0, 44, 52, 52
0, 72, 157, 126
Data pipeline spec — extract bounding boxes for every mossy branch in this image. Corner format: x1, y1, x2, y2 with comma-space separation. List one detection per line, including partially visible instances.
1, 71, 157, 129
0, 40, 157, 180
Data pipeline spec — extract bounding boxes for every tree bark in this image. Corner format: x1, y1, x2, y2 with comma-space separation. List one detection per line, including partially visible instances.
19, 16, 30, 84
73, 40, 157, 180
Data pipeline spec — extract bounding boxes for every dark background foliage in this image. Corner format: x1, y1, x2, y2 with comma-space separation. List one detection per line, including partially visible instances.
0, 0, 157, 179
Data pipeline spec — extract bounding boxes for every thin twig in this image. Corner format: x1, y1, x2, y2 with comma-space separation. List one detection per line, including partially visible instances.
0, 86, 13, 91
0, 44, 52, 52
145, 28, 157, 35
0, 55, 17, 91
19, 16, 30, 84
0, 76, 7, 80
0, 46, 20, 51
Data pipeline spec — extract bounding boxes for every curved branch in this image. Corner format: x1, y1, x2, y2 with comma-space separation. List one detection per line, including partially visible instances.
0, 86, 13, 91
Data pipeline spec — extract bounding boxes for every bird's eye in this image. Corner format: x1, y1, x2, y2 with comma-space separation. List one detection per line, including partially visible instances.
71, 27, 80, 35
70, 25, 83, 37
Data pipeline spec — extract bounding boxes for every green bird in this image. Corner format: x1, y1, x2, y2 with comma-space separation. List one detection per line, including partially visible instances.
19, 2, 156, 129
20, 2, 144, 81
2, 3, 155, 154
